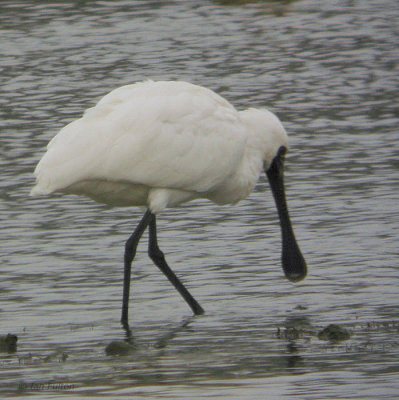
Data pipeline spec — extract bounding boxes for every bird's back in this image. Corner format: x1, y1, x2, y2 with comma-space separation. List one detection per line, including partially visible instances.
31, 81, 248, 207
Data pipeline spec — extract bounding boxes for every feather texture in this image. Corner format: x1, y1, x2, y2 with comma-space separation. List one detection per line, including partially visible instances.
31, 80, 287, 213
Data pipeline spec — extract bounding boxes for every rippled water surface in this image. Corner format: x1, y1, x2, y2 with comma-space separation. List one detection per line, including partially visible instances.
1, 0, 399, 398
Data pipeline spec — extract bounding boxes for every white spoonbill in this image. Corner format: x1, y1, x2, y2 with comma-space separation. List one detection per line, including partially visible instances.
31, 80, 307, 324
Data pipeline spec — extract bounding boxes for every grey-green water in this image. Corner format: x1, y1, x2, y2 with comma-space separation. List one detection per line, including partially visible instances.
1, 0, 399, 398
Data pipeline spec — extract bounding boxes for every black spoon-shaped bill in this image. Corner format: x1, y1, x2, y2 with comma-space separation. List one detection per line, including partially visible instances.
266, 147, 307, 282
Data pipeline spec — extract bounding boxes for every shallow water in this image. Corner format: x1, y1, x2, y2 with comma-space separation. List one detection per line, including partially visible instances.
1, 0, 399, 398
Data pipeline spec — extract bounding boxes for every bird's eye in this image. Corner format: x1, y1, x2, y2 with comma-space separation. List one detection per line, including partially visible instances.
278, 146, 287, 158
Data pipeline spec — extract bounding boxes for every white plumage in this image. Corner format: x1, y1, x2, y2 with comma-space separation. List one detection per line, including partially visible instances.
31, 80, 306, 324
31, 80, 287, 212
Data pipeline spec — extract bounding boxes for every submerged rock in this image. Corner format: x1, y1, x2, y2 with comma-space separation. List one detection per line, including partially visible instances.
0, 334, 18, 353
105, 340, 137, 356
42, 349, 69, 363
318, 324, 351, 342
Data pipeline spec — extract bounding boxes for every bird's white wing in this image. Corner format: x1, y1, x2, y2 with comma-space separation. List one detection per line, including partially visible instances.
32, 81, 247, 195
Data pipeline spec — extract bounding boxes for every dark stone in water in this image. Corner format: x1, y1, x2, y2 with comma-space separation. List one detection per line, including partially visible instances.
318, 324, 351, 342
0, 334, 18, 353
105, 340, 137, 356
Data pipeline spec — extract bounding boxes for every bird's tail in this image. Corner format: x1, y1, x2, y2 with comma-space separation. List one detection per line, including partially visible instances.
30, 183, 52, 196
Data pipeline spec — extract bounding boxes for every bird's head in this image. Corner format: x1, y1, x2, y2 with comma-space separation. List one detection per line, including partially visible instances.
239, 108, 289, 170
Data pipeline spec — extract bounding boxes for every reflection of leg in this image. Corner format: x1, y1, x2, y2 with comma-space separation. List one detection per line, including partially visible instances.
155, 316, 194, 349
121, 209, 152, 324
148, 213, 204, 315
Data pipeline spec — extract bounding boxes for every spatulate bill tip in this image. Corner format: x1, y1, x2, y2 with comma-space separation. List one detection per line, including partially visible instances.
285, 269, 307, 283
282, 250, 307, 283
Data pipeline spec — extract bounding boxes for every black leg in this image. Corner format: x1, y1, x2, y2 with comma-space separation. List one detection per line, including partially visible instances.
121, 209, 152, 325
148, 213, 204, 315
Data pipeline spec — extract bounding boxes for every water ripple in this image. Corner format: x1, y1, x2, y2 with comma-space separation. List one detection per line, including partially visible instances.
1, 0, 399, 398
